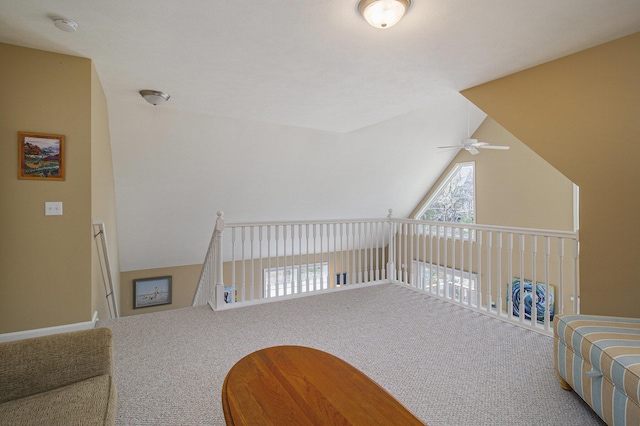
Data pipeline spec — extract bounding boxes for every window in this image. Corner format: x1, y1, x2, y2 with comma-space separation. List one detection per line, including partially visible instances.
263, 263, 329, 298
416, 162, 475, 224
412, 261, 477, 306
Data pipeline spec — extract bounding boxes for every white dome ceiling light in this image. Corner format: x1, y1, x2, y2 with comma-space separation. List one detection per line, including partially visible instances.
53, 17, 78, 32
358, 0, 411, 29
139, 90, 170, 106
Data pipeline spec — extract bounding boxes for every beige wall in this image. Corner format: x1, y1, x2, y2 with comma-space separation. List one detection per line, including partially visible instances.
0, 43, 93, 333
462, 32, 640, 317
412, 117, 575, 231
120, 264, 201, 316
91, 63, 121, 320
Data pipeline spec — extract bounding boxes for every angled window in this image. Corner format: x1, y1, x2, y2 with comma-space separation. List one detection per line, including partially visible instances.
416, 162, 475, 224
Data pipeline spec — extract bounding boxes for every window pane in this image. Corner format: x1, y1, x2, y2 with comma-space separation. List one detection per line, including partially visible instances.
264, 263, 328, 298
419, 163, 475, 224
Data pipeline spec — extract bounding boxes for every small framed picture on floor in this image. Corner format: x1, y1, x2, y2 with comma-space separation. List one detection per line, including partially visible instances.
133, 276, 172, 309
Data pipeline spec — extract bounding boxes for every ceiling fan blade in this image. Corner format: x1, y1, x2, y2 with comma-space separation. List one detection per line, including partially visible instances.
438, 145, 462, 149
467, 146, 480, 155
478, 145, 510, 150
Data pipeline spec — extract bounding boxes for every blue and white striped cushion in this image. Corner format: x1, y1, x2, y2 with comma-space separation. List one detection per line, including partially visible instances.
555, 314, 640, 425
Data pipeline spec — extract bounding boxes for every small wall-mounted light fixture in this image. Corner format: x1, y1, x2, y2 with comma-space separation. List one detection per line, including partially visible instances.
358, 0, 411, 29
139, 90, 170, 106
53, 17, 79, 32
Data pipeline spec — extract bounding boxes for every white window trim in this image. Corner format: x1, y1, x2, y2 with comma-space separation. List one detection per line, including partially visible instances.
415, 162, 476, 240
415, 161, 476, 223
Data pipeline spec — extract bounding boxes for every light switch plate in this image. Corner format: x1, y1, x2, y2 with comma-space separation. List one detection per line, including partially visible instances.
45, 201, 63, 216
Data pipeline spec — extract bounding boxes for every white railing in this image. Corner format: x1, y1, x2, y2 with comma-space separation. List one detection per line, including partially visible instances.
194, 211, 579, 335
193, 212, 225, 308
388, 219, 579, 335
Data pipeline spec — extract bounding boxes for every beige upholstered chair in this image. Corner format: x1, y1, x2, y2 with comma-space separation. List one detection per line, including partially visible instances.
0, 328, 117, 425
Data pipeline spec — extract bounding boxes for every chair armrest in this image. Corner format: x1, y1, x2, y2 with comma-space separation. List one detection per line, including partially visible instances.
0, 327, 113, 403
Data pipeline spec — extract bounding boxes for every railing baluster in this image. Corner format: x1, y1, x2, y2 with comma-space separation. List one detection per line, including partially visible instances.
386, 211, 395, 281
351, 223, 356, 285
275, 225, 281, 297
486, 231, 492, 312
467, 229, 482, 309
422, 224, 428, 290
249, 227, 254, 301
368, 222, 373, 282
507, 233, 513, 320
531, 235, 538, 328
267, 226, 272, 298
496, 232, 503, 316
401, 223, 407, 284
283, 225, 288, 295
518, 234, 525, 324
241, 227, 246, 302
375, 222, 381, 281
557, 238, 565, 315
444, 226, 450, 299
409, 223, 415, 287
259, 226, 263, 299
333, 223, 337, 286
338, 223, 343, 285
295, 225, 300, 294
544, 236, 551, 332
305, 223, 311, 291
357, 222, 363, 284
231, 227, 236, 304
436, 226, 441, 296
345, 223, 350, 284
428, 225, 433, 294
291, 225, 297, 294
320, 223, 324, 289
460, 226, 466, 304
572, 237, 579, 314
476, 230, 482, 310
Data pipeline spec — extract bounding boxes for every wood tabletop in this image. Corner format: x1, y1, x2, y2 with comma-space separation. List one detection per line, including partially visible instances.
222, 345, 425, 425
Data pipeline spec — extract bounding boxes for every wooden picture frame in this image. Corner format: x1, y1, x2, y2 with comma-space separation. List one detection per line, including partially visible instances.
18, 132, 65, 180
133, 276, 172, 309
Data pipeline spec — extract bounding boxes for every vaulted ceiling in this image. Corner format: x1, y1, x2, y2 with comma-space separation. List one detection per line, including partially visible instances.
2, 1, 639, 271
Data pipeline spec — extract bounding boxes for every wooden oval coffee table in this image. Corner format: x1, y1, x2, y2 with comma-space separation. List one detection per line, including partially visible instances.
222, 345, 425, 425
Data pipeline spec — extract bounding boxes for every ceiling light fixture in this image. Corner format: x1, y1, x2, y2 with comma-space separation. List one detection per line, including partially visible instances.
358, 0, 411, 29
53, 17, 78, 32
139, 90, 170, 106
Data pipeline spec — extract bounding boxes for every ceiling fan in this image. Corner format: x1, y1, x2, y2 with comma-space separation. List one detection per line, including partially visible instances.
438, 138, 510, 155
438, 101, 510, 155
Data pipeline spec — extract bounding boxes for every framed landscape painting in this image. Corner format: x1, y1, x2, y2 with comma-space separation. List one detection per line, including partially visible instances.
133, 276, 172, 309
18, 132, 65, 180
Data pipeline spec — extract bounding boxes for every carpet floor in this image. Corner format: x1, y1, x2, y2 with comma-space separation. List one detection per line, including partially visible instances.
100, 283, 604, 425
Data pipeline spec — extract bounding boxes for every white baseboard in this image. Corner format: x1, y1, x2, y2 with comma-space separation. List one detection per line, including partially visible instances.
0, 311, 99, 343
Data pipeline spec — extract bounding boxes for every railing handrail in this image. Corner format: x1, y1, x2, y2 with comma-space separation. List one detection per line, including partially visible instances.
387, 218, 577, 240
224, 217, 390, 228
225, 217, 576, 241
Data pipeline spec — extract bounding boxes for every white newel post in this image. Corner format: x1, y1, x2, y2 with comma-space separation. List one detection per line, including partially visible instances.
214, 211, 226, 310
386, 209, 396, 281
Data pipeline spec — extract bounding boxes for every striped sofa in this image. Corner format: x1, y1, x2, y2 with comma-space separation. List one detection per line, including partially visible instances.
554, 314, 640, 425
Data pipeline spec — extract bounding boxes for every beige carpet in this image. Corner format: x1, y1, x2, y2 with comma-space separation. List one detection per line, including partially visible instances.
100, 283, 604, 425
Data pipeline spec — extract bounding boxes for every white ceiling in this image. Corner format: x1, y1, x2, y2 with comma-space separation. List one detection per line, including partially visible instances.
2, 1, 639, 271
